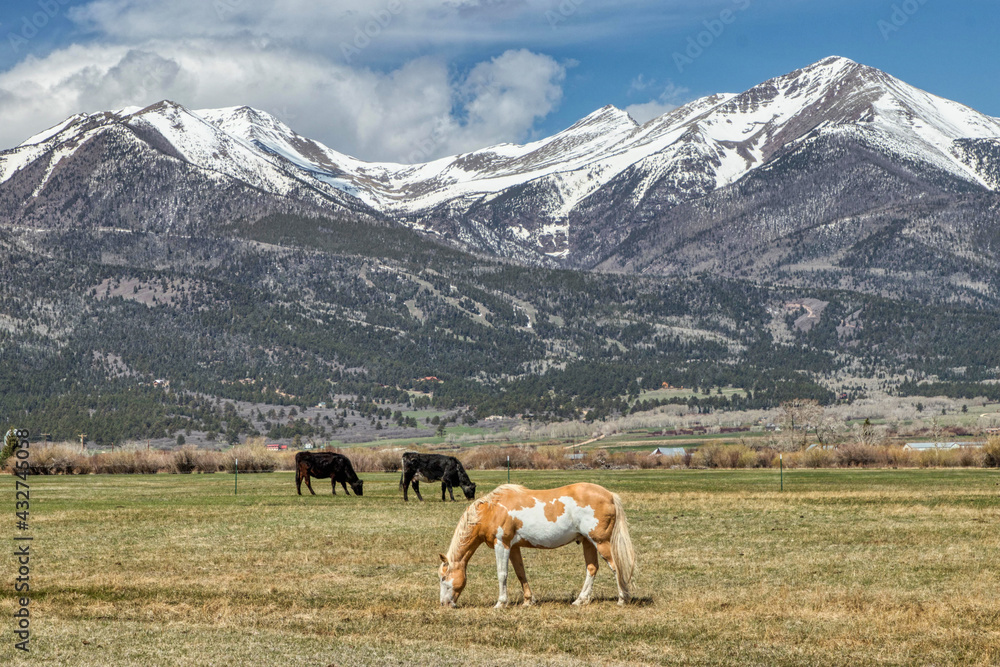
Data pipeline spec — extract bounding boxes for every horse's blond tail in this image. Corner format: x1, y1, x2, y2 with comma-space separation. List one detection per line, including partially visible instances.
610, 493, 636, 595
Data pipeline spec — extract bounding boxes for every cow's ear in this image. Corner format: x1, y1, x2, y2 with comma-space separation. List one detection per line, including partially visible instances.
439, 554, 448, 565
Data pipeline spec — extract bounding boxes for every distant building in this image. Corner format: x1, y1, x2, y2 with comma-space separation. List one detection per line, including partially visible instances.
903, 442, 984, 451
651, 447, 687, 457
806, 444, 836, 451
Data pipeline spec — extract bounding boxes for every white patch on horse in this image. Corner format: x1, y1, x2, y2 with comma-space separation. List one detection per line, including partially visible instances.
440, 578, 456, 607
494, 526, 510, 607
574, 571, 596, 605
508, 496, 599, 549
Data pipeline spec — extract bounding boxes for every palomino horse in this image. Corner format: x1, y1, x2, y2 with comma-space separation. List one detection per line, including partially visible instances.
438, 483, 636, 608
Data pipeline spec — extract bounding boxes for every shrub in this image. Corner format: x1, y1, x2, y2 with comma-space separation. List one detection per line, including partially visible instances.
173, 446, 199, 473
957, 446, 983, 468
226, 440, 278, 473
802, 447, 834, 468
463, 445, 537, 470
691, 444, 759, 469
342, 447, 408, 473
879, 446, 916, 468
22, 443, 87, 474
835, 443, 879, 467
528, 446, 570, 470
915, 449, 962, 468
982, 437, 1000, 468
0, 430, 20, 469
754, 448, 779, 469
172, 446, 225, 473
195, 450, 224, 473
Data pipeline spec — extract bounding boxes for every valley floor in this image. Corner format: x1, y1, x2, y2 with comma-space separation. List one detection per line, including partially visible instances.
2, 469, 999, 666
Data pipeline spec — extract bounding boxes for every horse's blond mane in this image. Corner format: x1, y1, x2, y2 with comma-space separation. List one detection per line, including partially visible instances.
445, 485, 527, 563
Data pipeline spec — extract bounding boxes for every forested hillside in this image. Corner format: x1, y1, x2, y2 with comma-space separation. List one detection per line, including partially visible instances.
2, 212, 999, 444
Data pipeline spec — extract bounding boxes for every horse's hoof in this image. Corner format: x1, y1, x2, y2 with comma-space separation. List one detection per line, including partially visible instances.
522, 599, 535, 607
494, 600, 508, 609
572, 598, 590, 606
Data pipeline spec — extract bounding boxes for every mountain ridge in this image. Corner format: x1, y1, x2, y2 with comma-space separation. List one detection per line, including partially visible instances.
2, 56, 999, 295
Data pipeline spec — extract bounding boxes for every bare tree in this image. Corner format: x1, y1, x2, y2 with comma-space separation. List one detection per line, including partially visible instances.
779, 399, 825, 450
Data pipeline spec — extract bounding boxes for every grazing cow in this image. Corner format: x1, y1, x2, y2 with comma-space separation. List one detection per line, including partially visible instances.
295, 451, 364, 496
399, 452, 476, 502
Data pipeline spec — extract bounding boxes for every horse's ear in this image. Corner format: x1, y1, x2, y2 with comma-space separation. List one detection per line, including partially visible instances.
439, 554, 448, 565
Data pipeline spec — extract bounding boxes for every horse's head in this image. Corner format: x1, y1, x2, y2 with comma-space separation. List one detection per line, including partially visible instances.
350, 479, 364, 496
461, 482, 476, 500
438, 554, 465, 607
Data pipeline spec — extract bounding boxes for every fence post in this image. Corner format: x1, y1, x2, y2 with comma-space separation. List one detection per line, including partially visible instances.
235, 458, 238, 495
507, 455, 510, 484
780, 453, 783, 492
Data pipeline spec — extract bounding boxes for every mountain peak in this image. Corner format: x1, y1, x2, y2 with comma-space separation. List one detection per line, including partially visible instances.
569, 104, 638, 131
134, 99, 189, 116
814, 55, 857, 67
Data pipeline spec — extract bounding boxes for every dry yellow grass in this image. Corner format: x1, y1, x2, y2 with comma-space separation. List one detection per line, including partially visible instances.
2, 469, 999, 665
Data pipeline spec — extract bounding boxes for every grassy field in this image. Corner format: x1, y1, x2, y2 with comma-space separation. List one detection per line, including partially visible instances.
3, 469, 1000, 666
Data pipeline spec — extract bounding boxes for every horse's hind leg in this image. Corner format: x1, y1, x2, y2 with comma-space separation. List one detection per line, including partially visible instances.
509, 547, 534, 606
573, 540, 600, 606
594, 540, 630, 605
304, 474, 316, 495
412, 480, 423, 501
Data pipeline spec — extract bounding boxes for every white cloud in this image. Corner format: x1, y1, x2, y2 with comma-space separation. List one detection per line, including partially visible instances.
0, 0, 715, 158
0, 40, 567, 162
625, 99, 679, 124
625, 81, 690, 124
66, 0, 694, 52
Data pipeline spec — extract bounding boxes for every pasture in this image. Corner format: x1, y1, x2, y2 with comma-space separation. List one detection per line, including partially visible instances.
2, 469, 1000, 666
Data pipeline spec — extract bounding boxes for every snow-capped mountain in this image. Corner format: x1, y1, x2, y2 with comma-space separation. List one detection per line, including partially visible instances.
2, 56, 999, 275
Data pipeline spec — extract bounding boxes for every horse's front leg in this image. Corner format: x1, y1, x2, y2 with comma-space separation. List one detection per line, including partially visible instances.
341, 480, 351, 495
509, 547, 534, 606
494, 542, 511, 608
573, 540, 599, 606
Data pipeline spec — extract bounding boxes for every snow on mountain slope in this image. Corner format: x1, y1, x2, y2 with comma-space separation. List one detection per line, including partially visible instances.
2, 56, 999, 261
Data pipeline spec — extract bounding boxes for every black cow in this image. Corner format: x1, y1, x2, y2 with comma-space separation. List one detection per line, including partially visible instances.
295, 451, 364, 496
399, 452, 476, 502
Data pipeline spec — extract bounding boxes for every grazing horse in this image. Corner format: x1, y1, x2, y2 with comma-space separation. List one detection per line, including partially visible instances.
438, 483, 635, 608
400, 452, 476, 501
295, 451, 364, 496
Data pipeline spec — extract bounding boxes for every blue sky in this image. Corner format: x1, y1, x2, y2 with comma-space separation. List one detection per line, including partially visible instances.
0, 0, 996, 161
